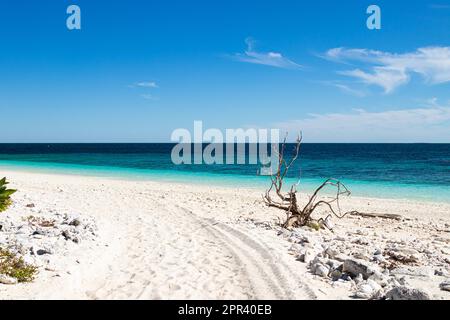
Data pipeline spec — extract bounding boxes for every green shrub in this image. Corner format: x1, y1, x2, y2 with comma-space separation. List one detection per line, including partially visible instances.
0, 248, 38, 283
0, 177, 16, 213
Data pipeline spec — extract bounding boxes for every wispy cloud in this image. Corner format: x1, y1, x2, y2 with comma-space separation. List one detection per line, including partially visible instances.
430, 4, 450, 9
319, 80, 367, 97
140, 94, 158, 101
130, 81, 158, 88
325, 47, 450, 93
332, 83, 367, 97
231, 38, 302, 70
274, 100, 450, 142
128, 81, 159, 100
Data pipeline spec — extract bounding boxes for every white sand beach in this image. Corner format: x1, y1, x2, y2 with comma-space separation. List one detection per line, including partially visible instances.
1, 169, 450, 300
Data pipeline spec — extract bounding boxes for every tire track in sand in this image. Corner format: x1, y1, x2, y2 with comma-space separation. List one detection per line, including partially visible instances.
86, 194, 316, 299
175, 204, 317, 300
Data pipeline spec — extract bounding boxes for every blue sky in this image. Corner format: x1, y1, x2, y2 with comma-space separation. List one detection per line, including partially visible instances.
1, 0, 450, 142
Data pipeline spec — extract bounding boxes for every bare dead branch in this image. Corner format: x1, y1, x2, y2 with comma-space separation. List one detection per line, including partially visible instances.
350, 212, 403, 221
263, 134, 363, 229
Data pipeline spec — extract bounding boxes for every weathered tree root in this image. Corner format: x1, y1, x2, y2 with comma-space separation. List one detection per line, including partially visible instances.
263, 134, 366, 229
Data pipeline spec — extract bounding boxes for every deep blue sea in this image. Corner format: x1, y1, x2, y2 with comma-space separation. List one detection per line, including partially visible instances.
1, 143, 450, 203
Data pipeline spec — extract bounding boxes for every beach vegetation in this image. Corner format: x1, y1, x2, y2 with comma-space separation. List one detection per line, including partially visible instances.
0, 248, 38, 283
264, 134, 360, 230
0, 177, 16, 213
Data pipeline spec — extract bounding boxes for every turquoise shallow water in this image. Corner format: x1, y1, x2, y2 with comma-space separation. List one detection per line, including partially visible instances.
1, 158, 450, 203
1, 143, 450, 203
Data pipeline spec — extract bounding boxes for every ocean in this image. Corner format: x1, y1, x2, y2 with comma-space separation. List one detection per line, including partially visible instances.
1, 143, 450, 203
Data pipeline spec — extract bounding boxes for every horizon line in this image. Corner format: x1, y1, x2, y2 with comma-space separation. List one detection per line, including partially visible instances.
1, 142, 450, 145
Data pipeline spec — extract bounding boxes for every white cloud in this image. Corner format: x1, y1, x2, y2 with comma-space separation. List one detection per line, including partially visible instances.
135, 81, 158, 88
232, 38, 302, 70
140, 94, 158, 100
326, 47, 450, 93
274, 101, 450, 142
320, 81, 367, 97
128, 81, 159, 100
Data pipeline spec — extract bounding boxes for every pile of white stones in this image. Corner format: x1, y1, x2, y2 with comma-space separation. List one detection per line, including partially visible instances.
0, 204, 97, 285
275, 224, 450, 300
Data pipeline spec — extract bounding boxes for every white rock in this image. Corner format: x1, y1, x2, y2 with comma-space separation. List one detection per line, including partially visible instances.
388, 277, 401, 287
0, 274, 18, 285
288, 243, 304, 253
277, 229, 292, 239
322, 216, 334, 231
391, 247, 420, 256
354, 274, 364, 284
369, 270, 388, 287
332, 279, 351, 289
333, 253, 350, 262
303, 249, 319, 264
356, 229, 369, 236
352, 237, 370, 245
22, 255, 37, 266
343, 258, 380, 279
353, 251, 372, 261
372, 254, 386, 263
325, 247, 339, 259
367, 279, 382, 292
326, 259, 343, 270
288, 236, 300, 244
385, 286, 431, 300
391, 266, 434, 278
440, 281, 450, 292
313, 264, 330, 278
434, 269, 450, 277
354, 283, 374, 299
374, 248, 383, 255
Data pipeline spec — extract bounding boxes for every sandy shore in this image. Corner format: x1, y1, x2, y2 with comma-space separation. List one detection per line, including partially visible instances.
1, 169, 450, 300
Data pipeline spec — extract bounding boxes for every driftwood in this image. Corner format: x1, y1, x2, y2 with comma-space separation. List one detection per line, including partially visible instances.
263, 134, 363, 229
263, 135, 406, 229
350, 212, 403, 221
